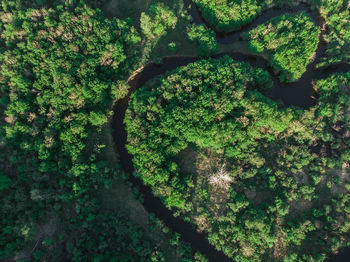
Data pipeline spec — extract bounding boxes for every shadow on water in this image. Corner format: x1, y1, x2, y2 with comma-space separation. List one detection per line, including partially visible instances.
112, 1, 350, 261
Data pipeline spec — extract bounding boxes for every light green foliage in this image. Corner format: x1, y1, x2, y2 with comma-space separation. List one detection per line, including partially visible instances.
194, 251, 208, 262
318, 0, 350, 66
111, 80, 130, 101
313, 72, 350, 125
126, 57, 273, 191
187, 24, 217, 57
89, 112, 108, 127
245, 12, 320, 82
168, 41, 178, 52
193, 0, 268, 32
140, 3, 177, 39
1, 0, 349, 261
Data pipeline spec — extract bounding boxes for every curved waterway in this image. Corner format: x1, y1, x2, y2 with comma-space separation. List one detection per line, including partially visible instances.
112, 1, 350, 261
184, 0, 317, 44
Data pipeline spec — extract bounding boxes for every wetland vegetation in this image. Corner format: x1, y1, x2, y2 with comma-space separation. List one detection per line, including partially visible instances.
0, 0, 349, 261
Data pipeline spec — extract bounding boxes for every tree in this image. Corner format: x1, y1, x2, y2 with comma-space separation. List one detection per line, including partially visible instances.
140, 3, 177, 39
187, 24, 217, 57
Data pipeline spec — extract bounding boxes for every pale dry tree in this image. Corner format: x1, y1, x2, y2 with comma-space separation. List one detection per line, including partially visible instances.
209, 163, 233, 191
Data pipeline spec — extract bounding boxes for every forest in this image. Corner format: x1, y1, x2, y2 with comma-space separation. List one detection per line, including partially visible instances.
0, 0, 197, 261
0, 0, 349, 261
125, 57, 350, 261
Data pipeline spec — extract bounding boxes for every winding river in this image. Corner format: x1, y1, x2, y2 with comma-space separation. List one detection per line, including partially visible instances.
112, 1, 350, 261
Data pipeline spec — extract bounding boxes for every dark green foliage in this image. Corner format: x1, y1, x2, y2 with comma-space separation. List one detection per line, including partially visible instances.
193, 0, 267, 32
187, 24, 218, 57
0, 0, 195, 261
244, 12, 320, 82
125, 57, 350, 260
0, 173, 11, 190
1, 0, 349, 261
68, 213, 164, 261
0, 147, 40, 260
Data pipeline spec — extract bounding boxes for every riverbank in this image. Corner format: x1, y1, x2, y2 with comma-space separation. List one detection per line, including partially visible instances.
109, 0, 350, 261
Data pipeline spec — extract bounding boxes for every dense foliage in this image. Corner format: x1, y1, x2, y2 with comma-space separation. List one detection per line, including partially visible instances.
318, 0, 350, 66
1, 0, 349, 261
68, 211, 196, 262
192, 0, 349, 66
126, 57, 272, 200
244, 12, 320, 82
0, 0, 136, 258
1, 2, 140, 162
193, 0, 268, 32
125, 57, 350, 261
312, 72, 350, 162
187, 24, 217, 57
0, 0, 195, 261
140, 3, 177, 40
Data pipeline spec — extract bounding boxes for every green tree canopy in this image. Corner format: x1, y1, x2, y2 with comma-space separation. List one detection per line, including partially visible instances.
244, 12, 320, 82
193, 0, 267, 32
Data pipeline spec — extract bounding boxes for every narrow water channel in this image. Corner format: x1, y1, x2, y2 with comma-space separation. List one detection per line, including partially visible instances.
112, 1, 350, 261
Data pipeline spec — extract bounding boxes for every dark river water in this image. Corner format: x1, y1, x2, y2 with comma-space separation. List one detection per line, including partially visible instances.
112, 1, 350, 261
